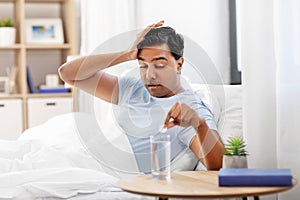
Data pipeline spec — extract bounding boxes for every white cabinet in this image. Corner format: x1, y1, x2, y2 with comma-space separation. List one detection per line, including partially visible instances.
0, 99, 23, 140
27, 97, 73, 128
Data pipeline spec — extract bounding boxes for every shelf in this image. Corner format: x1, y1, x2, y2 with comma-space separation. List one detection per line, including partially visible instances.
0, 44, 71, 50
0, 44, 22, 50
25, 0, 65, 3
25, 44, 71, 50
0, 0, 17, 2
0, 94, 23, 99
26, 92, 73, 98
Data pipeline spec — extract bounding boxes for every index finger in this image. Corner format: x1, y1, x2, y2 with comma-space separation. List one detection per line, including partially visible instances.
152, 20, 164, 28
137, 20, 165, 42
164, 102, 180, 128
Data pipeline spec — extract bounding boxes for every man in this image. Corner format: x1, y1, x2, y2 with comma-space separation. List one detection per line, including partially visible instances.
59, 21, 224, 173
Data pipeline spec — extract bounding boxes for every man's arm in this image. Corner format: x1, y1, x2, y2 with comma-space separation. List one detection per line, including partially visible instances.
164, 102, 225, 170
189, 119, 225, 170
58, 52, 132, 104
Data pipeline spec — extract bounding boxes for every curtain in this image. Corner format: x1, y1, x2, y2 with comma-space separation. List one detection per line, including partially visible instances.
239, 0, 299, 199
274, 0, 300, 199
79, 0, 136, 112
80, 0, 136, 55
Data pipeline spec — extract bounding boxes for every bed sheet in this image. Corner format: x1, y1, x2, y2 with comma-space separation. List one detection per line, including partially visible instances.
0, 112, 149, 199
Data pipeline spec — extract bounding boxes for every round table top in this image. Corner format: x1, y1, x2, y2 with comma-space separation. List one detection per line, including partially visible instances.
118, 171, 297, 199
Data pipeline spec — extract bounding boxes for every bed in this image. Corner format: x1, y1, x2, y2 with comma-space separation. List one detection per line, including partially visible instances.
0, 83, 242, 199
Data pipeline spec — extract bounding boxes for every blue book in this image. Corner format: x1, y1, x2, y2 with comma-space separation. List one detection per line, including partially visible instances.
26, 66, 35, 93
39, 88, 70, 94
218, 168, 293, 186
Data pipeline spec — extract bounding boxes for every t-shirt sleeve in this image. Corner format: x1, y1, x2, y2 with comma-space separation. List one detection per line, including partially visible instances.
197, 100, 218, 131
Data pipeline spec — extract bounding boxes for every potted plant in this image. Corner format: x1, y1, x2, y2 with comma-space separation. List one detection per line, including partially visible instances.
0, 18, 16, 46
222, 136, 249, 168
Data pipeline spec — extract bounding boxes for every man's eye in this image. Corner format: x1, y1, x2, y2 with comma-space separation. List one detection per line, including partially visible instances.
139, 65, 148, 69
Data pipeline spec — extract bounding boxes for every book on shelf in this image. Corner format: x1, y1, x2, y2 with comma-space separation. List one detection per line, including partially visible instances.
218, 168, 293, 186
26, 66, 35, 93
39, 84, 70, 94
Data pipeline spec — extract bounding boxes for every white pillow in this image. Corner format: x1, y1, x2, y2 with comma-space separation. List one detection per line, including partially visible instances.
190, 84, 243, 143
217, 85, 243, 143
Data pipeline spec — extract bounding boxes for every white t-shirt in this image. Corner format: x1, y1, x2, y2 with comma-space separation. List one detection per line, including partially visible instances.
115, 76, 217, 173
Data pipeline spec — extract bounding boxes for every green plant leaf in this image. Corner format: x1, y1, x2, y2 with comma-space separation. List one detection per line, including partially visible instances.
0, 18, 14, 27
224, 136, 249, 156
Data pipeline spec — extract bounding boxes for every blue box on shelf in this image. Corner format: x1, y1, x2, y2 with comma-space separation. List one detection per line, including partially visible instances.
39, 85, 70, 94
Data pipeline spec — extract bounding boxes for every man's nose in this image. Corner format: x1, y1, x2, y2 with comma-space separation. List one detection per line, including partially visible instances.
146, 65, 156, 80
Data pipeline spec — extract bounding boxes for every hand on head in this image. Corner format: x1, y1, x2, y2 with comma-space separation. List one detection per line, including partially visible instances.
128, 20, 165, 60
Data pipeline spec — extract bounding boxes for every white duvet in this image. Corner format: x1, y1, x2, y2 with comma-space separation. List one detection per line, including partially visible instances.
0, 86, 227, 199
0, 112, 149, 200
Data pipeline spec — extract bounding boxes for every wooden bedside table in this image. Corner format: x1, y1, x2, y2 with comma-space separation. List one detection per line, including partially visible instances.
118, 171, 296, 200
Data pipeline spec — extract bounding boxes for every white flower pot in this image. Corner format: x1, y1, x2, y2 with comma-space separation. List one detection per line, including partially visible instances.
0, 27, 16, 46
222, 155, 248, 168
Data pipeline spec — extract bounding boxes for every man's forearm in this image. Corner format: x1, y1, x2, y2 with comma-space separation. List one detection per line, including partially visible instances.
196, 119, 225, 170
59, 51, 132, 83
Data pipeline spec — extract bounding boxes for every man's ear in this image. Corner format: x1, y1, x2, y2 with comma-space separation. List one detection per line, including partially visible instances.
177, 57, 184, 73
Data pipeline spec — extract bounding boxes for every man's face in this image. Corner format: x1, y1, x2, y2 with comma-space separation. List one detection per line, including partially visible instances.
138, 44, 183, 98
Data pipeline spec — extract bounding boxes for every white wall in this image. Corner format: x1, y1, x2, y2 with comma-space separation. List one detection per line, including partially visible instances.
135, 0, 230, 84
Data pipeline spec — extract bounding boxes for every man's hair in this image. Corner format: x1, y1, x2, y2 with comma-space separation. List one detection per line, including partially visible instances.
137, 26, 184, 60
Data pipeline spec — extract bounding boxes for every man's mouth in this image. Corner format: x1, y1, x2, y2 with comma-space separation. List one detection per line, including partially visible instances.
147, 83, 162, 89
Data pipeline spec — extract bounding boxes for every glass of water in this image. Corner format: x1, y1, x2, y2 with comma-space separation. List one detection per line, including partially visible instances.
150, 134, 171, 180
